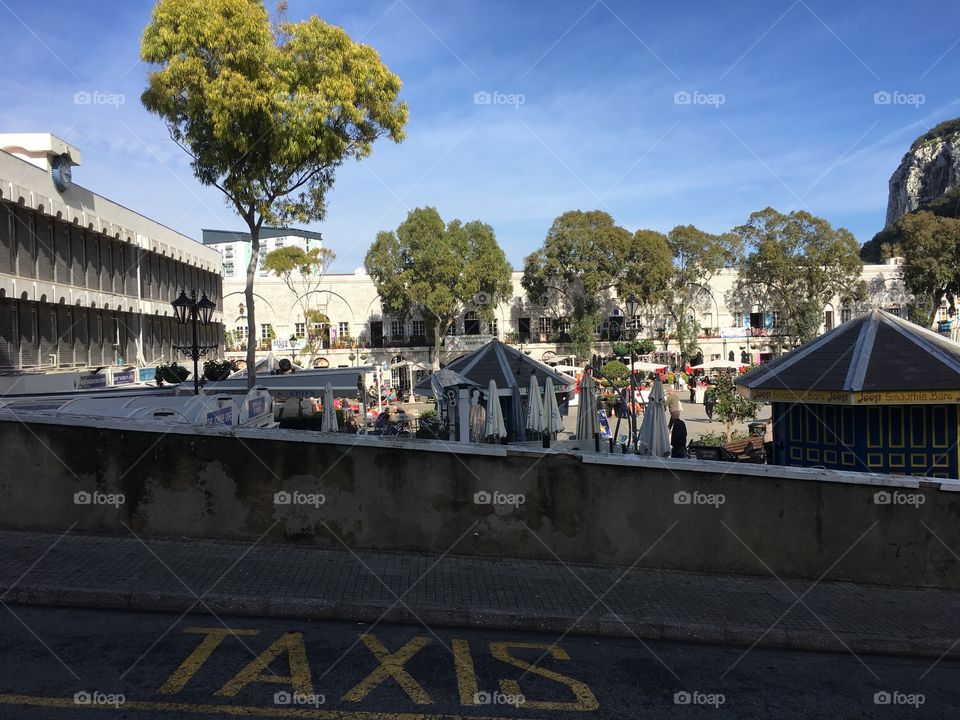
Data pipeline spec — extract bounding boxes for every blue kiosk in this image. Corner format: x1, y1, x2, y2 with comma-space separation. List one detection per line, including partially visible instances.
736, 310, 960, 478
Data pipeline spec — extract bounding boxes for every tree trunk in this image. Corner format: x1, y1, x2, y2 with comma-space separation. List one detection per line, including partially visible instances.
725, 420, 734, 443
244, 224, 260, 390
431, 318, 447, 371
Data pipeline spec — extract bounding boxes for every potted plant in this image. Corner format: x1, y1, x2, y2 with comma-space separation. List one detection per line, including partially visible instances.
155, 362, 190, 386
203, 358, 238, 382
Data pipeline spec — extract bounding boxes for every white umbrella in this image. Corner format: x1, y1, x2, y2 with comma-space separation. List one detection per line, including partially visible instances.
526, 374, 546, 434
633, 361, 669, 372
321, 382, 339, 432
544, 377, 563, 437
484, 379, 506, 440
575, 372, 598, 450
636, 378, 670, 457
696, 359, 743, 370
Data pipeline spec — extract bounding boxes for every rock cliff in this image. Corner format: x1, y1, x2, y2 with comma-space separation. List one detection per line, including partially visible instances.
886, 119, 960, 225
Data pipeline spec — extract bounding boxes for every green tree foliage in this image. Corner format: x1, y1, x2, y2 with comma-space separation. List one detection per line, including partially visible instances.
141, 0, 407, 387
861, 185, 960, 263
733, 208, 865, 350
895, 211, 960, 327
365, 207, 513, 369
712, 372, 763, 442
522, 211, 672, 360
263, 245, 336, 362
600, 359, 629, 384
664, 225, 741, 365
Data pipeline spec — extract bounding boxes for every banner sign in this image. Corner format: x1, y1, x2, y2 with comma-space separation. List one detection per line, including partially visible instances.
746, 388, 960, 406
112, 370, 135, 386
76, 373, 107, 390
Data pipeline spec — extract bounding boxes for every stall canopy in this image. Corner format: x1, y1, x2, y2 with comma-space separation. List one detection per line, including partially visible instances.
736, 309, 960, 402
415, 339, 575, 394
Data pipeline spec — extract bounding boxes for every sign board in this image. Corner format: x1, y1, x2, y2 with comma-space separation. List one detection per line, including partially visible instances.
206, 407, 234, 426
747, 387, 960, 406
76, 373, 107, 390
138, 367, 156, 383
247, 396, 265, 418
444, 335, 493, 352
271, 338, 306, 352
112, 370, 135, 386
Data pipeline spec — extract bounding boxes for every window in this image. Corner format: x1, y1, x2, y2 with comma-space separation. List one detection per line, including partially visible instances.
824, 310, 834, 331
411, 320, 424, 336
275, 240, 284, 248
538, 317, 550, 336
489, 318, 499, 336
770, 311, 782, 329
390, 319, 402, 337
235, 325, 248, 338
701, 313, 712, 332
294, 323, 305, 339
261, 324, 272, 340
558, 318, 571, 334
338, 322, 349, 336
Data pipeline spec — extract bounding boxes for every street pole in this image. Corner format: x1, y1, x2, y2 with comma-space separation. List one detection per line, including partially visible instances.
191, 305, 200, 396
629, 351, 637, 452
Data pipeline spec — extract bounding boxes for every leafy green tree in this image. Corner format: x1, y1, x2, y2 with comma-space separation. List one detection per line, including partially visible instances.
365, 207, 513, 369
733, 208, 865, 350
712, 372, 763, 442
894, 211, 960, 327
263, 245, 336, 363
522, 211, 671, 360
141, 0, 407, 387
664, 225, 740, 365
600, 359, 629, 384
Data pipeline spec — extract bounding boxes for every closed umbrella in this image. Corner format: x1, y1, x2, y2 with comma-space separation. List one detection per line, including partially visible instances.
637, 378, 670, 457
575, 371, 598, 450
526, 374, 545, 436
510, 383, 527, 442
321, 382, 339, 433
544, 377, 563, 439
484, 379, 506, 441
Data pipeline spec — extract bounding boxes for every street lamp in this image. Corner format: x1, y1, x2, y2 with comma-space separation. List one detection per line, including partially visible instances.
624, 295, 642, 452
171, 290, 218, 395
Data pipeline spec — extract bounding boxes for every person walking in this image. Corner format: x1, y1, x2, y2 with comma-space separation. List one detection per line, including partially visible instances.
670, 417, 688, 458
703, 382, 716, 423
666, 387, 682, 428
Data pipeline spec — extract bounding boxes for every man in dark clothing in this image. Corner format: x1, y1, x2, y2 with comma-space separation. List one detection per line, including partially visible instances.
703, 384, 716, 422
670, 418, 688, 458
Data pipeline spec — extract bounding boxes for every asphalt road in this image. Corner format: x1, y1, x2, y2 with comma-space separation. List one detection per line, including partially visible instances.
0, 605, 952, 719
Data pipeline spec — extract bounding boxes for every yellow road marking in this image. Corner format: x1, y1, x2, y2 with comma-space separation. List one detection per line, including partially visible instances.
217, 632, 314, 697
160, 627, 260, 695
451, 639, 479, 706
342, 635, 432, 705
0, 693, 548, 719
489, 642, 599, 711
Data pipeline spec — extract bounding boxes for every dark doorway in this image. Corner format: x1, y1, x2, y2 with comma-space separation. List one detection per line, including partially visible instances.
370, 321, 383, 348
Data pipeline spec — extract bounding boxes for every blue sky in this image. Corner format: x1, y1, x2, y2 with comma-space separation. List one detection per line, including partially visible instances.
1, 0, 958, 271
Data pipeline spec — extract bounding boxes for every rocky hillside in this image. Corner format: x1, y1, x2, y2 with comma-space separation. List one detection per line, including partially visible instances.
886, 118, 960, 225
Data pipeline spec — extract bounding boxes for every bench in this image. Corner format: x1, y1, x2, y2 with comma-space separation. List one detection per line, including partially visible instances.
721, 437, 766, 463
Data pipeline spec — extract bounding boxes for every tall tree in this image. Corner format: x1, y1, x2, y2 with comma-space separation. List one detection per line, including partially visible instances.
522, 211, 672, 360
894, 211, 960, 327
733, 208, 864, 350
263, 245, 336, 364
365, 207, 513, 369
141, 0, 407, 387
663, 225, 740, 365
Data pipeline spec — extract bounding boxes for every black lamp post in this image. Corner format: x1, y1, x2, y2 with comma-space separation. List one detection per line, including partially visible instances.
624, 295, 641, 452
171, 290, 218, 395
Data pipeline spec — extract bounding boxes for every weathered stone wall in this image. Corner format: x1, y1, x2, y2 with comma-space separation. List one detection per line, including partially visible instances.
2, 415, 959, 589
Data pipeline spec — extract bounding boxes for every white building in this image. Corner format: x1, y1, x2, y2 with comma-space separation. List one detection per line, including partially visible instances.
202, 227, 324, 281
0, 133, 223, 370
213, 224, 915, 392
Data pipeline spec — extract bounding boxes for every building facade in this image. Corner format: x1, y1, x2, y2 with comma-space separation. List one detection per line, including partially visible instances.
0, 133, 223, 371
207, 225, 920, 386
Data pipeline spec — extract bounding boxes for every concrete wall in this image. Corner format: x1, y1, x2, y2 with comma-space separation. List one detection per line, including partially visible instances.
2, 414, 960, 589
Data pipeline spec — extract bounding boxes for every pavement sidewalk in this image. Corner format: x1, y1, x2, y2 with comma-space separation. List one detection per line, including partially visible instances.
0, 529, 957, 659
